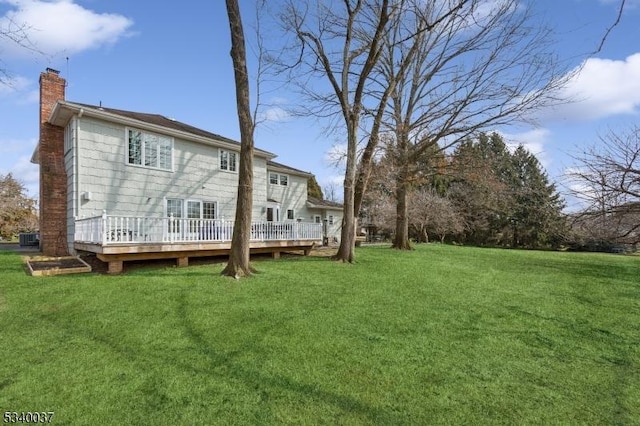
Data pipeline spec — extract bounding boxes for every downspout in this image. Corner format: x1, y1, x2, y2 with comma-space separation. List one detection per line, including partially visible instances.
75, 111, 82, 216
73, 111, 82, 252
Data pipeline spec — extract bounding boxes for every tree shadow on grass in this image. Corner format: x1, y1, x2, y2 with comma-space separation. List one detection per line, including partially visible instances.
34, 287, 403, 424
172, 289, 400, 423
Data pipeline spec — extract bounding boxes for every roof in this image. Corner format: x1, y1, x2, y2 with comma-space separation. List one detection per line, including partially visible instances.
74, 103, 244, 145
307, 196, 343, 210
267, 160, 313, 178
34, 100, 276, 162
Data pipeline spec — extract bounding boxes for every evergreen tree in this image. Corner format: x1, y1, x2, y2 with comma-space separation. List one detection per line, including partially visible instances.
448, 133, 565, 248
449, 133, 513, 245
307, 175, 324, 200
508, 145, 565, 248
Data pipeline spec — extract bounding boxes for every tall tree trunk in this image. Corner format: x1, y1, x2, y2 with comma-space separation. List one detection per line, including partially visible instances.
393, 175, 412, 250
221, 0, 256, 278
334, 120, 358, 262
354, 139, 376, 220
354, 81, 395, 218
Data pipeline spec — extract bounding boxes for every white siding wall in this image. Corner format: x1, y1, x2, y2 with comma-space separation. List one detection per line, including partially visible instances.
325, 211, 343, 241
301, 207, 343, 242
72, 117, 267, 221
266, 171, 308, 221
265, 170, 344, 241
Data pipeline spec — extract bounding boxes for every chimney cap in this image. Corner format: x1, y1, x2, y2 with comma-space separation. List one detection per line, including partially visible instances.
45, 67, 60, 75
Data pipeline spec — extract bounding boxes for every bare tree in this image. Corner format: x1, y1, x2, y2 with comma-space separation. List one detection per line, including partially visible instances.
221, 0, 257, 278
376, 0, 570, 250
567, 125, 640, 245
323, 181, 341, 203
278, 0, 395, 263
0, 173, 38, 239
0, 17, 37, 85
409, 188, 464, 243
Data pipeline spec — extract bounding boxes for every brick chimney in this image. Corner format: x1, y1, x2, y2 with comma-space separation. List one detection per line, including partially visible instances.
39, 68, 69, 256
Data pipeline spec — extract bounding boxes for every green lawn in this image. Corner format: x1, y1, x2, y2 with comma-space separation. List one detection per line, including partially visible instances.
0, 245, 638, 425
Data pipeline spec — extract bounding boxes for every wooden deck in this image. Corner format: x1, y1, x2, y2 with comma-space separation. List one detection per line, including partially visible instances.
73, 214, 323, 273
75, 240, 317, 274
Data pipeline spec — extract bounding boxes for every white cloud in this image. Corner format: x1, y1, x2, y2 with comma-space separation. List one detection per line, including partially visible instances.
0, 0, 133, 58
501, 128, 552, 168
0, 153, 39, 198
540, 53, 640, 122
258, 106, 290, 123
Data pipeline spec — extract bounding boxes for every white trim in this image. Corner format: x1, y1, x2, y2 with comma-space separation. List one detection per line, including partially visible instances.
267, 206, 280, 222
125, 127, 174, 172
219, 148, 238, 173
269, 171, 288, 186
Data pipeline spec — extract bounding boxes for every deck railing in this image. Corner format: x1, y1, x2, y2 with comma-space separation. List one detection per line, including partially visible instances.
74, 213, 323, 245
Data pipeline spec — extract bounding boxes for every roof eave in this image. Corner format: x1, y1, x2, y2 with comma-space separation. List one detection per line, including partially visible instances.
267, 164, 313, 178
49, 101, 276, 159
306, 201, 343, 211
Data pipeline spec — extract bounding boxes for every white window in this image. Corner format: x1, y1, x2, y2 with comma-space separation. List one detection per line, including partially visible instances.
287, 209, 294, 220
220, 149, 237, 172
203, 201, 216, 219
128, 129, 172, 170
167, 199, 217, 219
269, 172, 288, 186
187, 200, 201, 219
64, 118, 75, 154
166, 199, 217, 233
166, 199, 183, 218
267, 207, 280, 222
314, 215, 322, 224
328, 215, 334, 225
166, 198, 183, 233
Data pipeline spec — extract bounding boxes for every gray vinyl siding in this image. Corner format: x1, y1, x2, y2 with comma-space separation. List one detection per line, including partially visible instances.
71, 116, 264, 221
266, 172, 308, 221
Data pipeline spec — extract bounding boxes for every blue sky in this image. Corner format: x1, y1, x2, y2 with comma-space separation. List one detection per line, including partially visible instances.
0, 0, 639, 209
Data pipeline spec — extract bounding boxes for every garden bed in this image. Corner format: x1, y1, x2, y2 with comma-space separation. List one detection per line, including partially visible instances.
26, 256, 92, 276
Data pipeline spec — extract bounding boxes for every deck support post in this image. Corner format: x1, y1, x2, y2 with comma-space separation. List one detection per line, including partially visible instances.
177, 257, 189, 267
272, 251, 280, 259
108, 260, 123, 274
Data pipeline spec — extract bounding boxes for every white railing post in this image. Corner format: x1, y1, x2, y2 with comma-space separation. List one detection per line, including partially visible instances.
101, 210, 107, 245
169, 213, 174, 243
75, 214, 326, 245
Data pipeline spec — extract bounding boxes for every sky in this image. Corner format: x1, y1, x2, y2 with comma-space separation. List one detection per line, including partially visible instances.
0, 0, 639, 210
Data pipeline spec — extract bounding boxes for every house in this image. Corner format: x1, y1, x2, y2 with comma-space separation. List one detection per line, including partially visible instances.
32, 68, 343, 272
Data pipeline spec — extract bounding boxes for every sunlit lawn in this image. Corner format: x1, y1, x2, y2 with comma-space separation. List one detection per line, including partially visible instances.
0, 245, 638, 424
